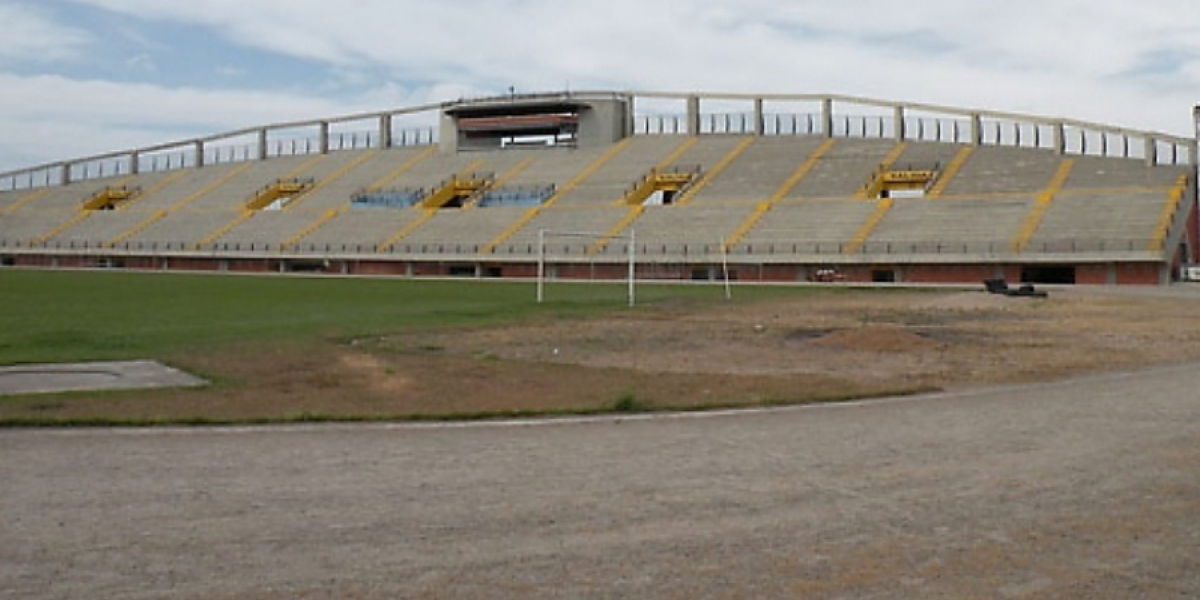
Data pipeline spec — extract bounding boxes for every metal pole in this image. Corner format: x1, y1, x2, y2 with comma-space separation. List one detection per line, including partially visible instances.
537, 229, 545, 303
628, 230, 636, 308
720, 237, 732, 301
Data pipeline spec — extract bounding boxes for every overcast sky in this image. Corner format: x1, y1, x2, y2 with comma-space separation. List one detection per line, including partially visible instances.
1, 0, 1198, 173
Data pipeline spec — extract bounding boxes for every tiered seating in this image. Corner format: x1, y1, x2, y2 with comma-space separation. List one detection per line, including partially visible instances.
787, 139, 897, 198
127, 154, 320, 247
492, 207, 629, 256
937, 146, 1065, 196
1063, 155, 1182, 190
865, 197, 1033, 254
44, 171, 182, 246
603, 204, 755, 257
1, 179, 128, 246
388, 207, 529, 256
552, 136, 686, 206
734, 200, 879, 256
685, 137, 826, 203
293, 209, 424, 253
890, 141, 964, 172
1025, 190, 1167, 255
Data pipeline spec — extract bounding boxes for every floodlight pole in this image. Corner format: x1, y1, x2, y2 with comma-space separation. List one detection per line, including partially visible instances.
537, 229, 545, 303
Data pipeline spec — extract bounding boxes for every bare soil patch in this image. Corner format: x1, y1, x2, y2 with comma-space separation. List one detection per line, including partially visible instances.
5, 287, 1200, 423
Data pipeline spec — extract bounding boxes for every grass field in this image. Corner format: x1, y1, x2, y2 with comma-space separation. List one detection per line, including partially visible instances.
0, 269, 795, 366
9, 269, 1200, 428
1, 269, 858, 425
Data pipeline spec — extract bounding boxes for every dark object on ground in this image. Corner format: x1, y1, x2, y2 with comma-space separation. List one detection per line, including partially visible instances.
983, 278, 1049, 298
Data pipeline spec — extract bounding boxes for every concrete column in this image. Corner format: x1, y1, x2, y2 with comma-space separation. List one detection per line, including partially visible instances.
1145, 137, 1158, 167
821, 98, 834, 138
60, 162, 71, 185
318, 122, 330, 154
969, 114, 983, 146
378, 114, 393, 149
894, 105, 906, 141
194, 140, 205, 168
753, 98, 765, 136
1052, 123, 1065, 155
624, 94, 636, 137
130, 151, 140, 175
257, 129, 269, 160
686, 96, 701, 135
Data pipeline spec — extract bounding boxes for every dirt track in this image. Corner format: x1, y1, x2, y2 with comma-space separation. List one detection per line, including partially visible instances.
3, 358, 1200, 599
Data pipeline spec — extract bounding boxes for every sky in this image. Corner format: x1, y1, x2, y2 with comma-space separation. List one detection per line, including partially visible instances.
1, 0, 1198, 173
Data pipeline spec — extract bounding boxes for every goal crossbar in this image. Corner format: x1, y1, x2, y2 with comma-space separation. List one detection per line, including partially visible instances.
536, 229, 636, 307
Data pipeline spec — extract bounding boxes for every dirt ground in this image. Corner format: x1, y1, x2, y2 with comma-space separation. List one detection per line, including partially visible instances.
7, 286, 1200, 423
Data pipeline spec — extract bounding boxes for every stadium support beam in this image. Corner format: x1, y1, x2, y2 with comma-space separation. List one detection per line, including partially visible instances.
894, 105, 906, 141
821, 98, 834, 137
686, 96, 701, 135
754, 98, 765, 136
257, 129, 269, 161
378, 114, 393, 149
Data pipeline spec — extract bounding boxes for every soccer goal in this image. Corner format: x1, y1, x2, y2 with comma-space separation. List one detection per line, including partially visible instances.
536, 229, 637, 307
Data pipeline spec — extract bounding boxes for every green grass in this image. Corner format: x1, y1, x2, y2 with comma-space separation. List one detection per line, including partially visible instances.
0, 269, 818, 365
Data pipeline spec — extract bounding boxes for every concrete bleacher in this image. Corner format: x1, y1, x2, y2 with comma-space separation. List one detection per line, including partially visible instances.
552, 136, 688, 206
733, 200, 879, 255
865, 197, 1033, 254
786, 139, 897, 199
937, 146, 1066, 197
891, 141, 963, 172
1, 126, 1193, 279
1063, 155, 1184, 190
293, 208, 425, 253
1, 176, 144, 246
1025, 190, 1167, 254
126, 154, 324, 247
685, 136, 827, 203
604, 204, 756, 257
388, 207, 529, 256
492, 206, 630, 256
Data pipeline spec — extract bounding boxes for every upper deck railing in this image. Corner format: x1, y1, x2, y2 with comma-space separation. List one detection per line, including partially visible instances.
1, 91, 1194, 192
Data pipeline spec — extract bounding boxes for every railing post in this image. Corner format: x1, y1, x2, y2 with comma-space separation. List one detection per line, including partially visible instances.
1145, 137, 1158, 167
894, 105, 905, 141
970, 114, 983, 146
194, 140, 205, 168
60, 162, 71, 185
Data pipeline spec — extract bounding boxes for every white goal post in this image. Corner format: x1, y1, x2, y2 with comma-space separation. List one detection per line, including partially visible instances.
536, 229, 636, 307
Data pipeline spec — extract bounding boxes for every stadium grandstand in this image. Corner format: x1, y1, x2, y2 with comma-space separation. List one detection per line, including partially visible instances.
0, 91, 1196, 285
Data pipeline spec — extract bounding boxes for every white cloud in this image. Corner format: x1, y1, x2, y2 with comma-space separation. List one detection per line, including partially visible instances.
3, 0, 1197, 172
0, 73, 394, 170
0, 3, 92, 63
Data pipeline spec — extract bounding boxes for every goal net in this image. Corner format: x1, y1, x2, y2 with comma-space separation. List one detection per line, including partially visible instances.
536, 229, 637, 307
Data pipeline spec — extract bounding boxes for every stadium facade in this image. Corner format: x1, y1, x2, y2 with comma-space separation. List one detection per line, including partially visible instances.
1, 91, 1197, 285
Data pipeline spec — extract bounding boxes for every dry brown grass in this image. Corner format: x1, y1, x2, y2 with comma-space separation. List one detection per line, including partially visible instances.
6, 287, 1200, 424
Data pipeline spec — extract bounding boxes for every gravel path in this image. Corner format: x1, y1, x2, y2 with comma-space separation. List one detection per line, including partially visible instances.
3, 363, 1199, 599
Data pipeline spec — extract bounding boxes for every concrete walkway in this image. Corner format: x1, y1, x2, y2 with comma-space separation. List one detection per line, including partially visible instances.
0, 360, 207, 396
1, 364, 1198, 599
